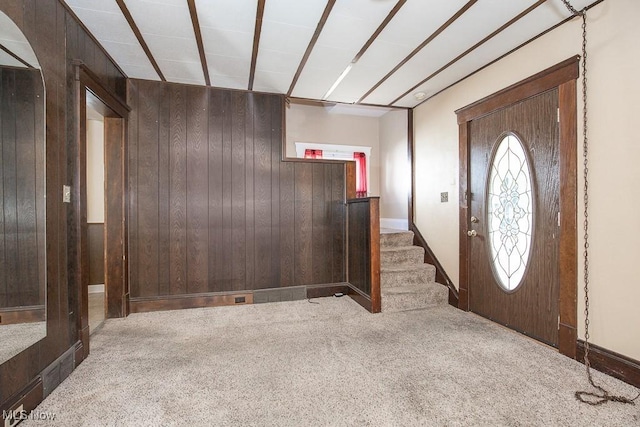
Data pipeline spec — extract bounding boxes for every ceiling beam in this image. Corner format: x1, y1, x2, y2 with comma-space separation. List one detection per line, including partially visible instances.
357, 0, 477, 104
187, 0, 210, 86
352, 0, 406, 64
0, 43, 34, 68
248, 0, 266, 91
389, 0, 546, 106
413, 0, 605, 108
115, 0, 166, 81
287, 0, 336, 97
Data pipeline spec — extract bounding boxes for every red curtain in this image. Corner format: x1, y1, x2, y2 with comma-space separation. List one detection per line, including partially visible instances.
354, 152, 367, 197
304, 149, 323, 159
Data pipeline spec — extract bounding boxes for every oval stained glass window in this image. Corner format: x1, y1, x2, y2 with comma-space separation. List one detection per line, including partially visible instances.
486, 133, 534, 291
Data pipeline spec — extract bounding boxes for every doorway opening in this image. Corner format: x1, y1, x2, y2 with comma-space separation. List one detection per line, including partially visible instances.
74, 64, 129, 360
86, 100, 106, 335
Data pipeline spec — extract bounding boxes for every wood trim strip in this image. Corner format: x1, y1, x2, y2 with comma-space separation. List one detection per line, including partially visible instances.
287, 0, 336, 96
576, 341, 640, 389
455, 56, 579, 123
407, 109, 414, 225
59, 1, 130, 79
0, 42, 34, 68
187, 0, 210, 86
558, 79, 578, 358
0, 378, 42, 416
248, 0, 266, 90
458, 121, 470, 311
357, 0, 477, 103
130, 292, 254, 313
75, 62, 131, 117
114, 0, 166, 81
389, 0, 546, 106
288, 96, 409, 111
409, 222, 459, 307
346, 284, 374, 313
368, 198, 381, 313
351, 0, 406, 64
0, 306, 45, 325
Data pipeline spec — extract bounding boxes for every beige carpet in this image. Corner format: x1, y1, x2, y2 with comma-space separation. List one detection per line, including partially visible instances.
24, 297, 639, 426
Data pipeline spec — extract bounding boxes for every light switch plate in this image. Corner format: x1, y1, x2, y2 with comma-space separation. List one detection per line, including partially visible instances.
63, 185, 71, 203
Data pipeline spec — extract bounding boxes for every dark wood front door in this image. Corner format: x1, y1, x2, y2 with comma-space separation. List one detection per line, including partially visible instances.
467, 89, 560, 347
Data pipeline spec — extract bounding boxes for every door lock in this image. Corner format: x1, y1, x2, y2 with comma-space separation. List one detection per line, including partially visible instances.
467, 230, 478, 237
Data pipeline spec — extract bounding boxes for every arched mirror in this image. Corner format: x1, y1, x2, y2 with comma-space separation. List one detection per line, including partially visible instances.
0, 12, 46, 364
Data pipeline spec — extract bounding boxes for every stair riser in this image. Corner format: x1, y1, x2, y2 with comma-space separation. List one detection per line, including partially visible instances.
382, 290, 448, 312
381, 268, 435, 287
381, 248, 424, 268
380, 232, 414, 248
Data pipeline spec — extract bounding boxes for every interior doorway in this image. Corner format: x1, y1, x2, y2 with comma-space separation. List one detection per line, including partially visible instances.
86, 101, 106, 335
75, 64, 129, 359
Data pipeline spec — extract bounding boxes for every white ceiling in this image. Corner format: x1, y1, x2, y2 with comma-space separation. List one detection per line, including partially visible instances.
59, 0, 596, 108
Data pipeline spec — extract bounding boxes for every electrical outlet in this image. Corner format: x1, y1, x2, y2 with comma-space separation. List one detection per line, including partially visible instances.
440, 192, 448, 203
234, 296, 245, 304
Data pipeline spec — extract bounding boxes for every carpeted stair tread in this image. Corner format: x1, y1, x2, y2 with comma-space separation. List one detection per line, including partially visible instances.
380, 231, 414, 248
381, 246, 425, 267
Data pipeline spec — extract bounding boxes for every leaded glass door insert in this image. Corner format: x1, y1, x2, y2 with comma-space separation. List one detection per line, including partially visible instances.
486, 133, 534, 291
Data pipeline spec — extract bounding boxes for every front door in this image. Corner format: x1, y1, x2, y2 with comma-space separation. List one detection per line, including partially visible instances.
467, 89, 560, 347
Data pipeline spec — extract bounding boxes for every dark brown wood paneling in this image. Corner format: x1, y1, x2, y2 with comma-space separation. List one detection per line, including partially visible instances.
1, 0, 127, 411
346, 197, 381, 313
87, 223, 104, 285
104, 117, 126, 318
0, 67, 44, 310
185, 86, 208, 294
127, 81, 347, 301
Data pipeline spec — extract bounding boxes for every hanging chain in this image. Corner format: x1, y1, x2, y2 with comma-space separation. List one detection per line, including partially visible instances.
560, 0, 640, 405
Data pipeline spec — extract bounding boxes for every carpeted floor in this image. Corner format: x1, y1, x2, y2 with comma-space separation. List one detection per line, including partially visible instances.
24, 297, 639, 426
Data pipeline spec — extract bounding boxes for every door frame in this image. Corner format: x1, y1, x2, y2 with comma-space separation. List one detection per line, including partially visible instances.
73, 62, 130, 361
456, 57, 579, 358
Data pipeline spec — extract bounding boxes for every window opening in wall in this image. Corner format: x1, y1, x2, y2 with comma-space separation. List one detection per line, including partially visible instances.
296, 142, 371, 198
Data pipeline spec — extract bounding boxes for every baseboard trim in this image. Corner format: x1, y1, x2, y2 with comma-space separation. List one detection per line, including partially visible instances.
576, 340, 640, 389
130, 292, 254, 313
0, 305, 46, 325
380, 218, 409, 230
0, 377, 43, 420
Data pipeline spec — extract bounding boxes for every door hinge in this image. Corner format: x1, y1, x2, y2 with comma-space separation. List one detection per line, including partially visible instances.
557, 107, 560, 123
558, 314, 561, 329
557, 211, 560, 227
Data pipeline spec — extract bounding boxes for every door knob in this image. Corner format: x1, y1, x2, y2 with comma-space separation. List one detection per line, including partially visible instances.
470, 216, 479, 223
467, 230, 477, 237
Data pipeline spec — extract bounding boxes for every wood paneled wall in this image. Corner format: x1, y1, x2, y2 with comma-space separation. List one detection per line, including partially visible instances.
128, 80, 347, 302
0, 0, 127, 410
0, 66, 45, 312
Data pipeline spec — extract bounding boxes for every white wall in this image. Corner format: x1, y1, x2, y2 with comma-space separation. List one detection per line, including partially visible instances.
379, 109, 409, 225
86, 118, 104, 223
413, 0, 640, 359
285, 103, 381, 196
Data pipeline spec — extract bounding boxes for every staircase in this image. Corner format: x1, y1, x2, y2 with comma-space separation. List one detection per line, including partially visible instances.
380, 230, 448, 312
